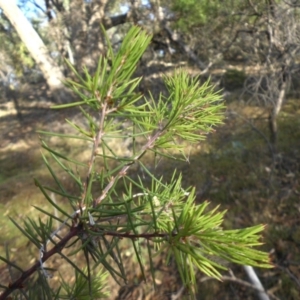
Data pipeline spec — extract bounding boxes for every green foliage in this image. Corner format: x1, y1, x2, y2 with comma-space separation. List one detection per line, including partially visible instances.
0, 25, 271, 299
171, 0, 267, 32
58, 268, 109, 299
172, 0, 221, 31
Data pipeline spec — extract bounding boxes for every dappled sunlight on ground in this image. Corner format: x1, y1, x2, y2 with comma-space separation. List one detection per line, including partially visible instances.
1, 86, 300, 298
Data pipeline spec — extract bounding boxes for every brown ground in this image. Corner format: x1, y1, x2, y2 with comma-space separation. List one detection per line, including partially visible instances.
1, 75, 300, 299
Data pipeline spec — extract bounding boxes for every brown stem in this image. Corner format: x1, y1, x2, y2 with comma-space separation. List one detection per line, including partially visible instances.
103, 230, 172, 240
93, 127, 164, 206
81, 99, 108, 209
0, 225, 82, 300
1, 84, 167, 299
0, 219, 174, 299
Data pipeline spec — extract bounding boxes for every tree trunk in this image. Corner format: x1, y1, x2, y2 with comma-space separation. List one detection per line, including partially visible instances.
0, 0, 70, 103
268, 70, 288, 150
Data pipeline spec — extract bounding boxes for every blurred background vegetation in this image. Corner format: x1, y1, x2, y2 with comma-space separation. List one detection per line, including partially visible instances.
0, 0, 300, 299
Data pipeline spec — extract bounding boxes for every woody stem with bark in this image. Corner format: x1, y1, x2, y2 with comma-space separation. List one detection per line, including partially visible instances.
81, 96, 108, 209
93, 126, 165, 206
0, 225, 83, 300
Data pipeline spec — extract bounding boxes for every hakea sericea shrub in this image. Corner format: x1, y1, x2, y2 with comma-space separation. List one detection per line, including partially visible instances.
0, 26, 271, 299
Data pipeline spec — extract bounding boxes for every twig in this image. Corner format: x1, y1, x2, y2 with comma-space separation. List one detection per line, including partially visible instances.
84, 97, 108, 209
200, 270, 279, 300
0, 225, 83, 300
275, 263, 300, 289
171, 285, 185, 300
163, 25, 204, 69
93, 126, 165, 206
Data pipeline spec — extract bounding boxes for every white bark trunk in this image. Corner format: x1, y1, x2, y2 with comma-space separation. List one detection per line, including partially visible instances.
243, 265, 270, 300
0, 0, 67, 102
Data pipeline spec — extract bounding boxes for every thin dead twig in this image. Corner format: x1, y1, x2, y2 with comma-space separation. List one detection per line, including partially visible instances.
200, 272, 280, 300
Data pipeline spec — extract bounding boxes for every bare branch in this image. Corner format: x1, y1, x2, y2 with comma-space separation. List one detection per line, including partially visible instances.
243, 265, 270, 300
201, 271, 280, 300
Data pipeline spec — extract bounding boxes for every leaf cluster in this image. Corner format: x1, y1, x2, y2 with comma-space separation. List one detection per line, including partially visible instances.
0, 25, 271, 299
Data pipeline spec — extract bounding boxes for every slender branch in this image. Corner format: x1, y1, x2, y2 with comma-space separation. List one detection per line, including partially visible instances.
163, 24, 206, 70
82, 97, 108, 209
275, 263, 300, 289
0, 225, 83, 300
1, 202, 172, 298
171, 285, 185, 300
93, 127, 164, 206
28, 0, 47, 15
200, 271, 280, 300
98, 229, 172, 240
221, 275, 279, 300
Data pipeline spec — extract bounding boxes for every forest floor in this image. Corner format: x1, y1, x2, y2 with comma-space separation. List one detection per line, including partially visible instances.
1, 73, 300, 299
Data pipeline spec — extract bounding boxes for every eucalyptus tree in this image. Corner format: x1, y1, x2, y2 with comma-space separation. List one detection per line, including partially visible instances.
0, 0, 69, 102
0, 0, 134, 102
